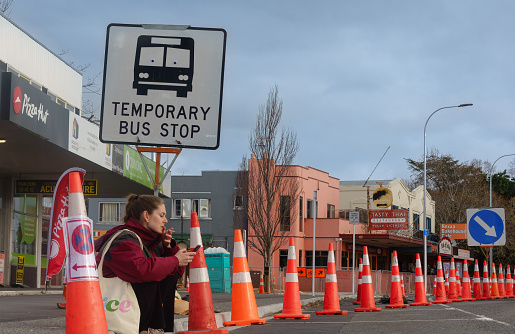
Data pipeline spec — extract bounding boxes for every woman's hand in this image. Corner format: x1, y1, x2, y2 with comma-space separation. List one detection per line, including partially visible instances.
174, 249, 196, 266
162, 227, 174, 248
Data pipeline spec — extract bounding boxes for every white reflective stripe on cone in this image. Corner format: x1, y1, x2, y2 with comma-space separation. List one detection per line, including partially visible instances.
328, 251, 334, 263
415, 276, 424, 283
69, 192, 87, 216
190, 267, 210, 283
285, 273, 298, 283
436, 277, 444, 283
392, 256, 398, 266
234, 241, 245, 258
190, 227, 202, 247
391, 275, 400, 282
462, 277, 470, 283
416, 259, 422, 268
362, 256, 370, 266
326, 274, 337, 283
233, 271, 252, 284
483, 278, 489, 283
507, 279, 514, 283
361, 275, 372, 284
288, 246, 296, 259
449, 277, 456, 283
473, 278, 481, 283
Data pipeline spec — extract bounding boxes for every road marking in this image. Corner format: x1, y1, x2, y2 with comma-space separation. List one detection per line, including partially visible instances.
439, 304, 510, 326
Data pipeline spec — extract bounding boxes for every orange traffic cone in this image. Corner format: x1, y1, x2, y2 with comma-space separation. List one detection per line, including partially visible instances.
353, 259, 363, 305
445, 275, 449, 295
186, 276, 190, 292
490, 263, 500, 299
258, 272, 265, 294
505, 265, 514, 298
457, 277, 462, 298
224, 230, 266, 326
460, 259, 475, 301
431, 256, 451, 304
179, 213, 227, 334
481, 261, 491, 300
400, 273, 406, 298
432, 278, 437, 297
448, 257, 460, 302
498, 264, 506, 298
354, 246, 381, 312
274, 238, 310, 319
472, 260, 482, 299
410, 253, 430, 306
65, 171, 108, 333
316, 243, 347, 315
386, 251, 408, 309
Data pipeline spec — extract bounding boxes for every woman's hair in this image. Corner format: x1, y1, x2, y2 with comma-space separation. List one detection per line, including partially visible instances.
122, 194, 164, 224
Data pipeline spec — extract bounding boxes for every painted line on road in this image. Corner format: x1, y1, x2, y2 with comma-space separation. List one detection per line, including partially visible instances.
439, 304, 510, 326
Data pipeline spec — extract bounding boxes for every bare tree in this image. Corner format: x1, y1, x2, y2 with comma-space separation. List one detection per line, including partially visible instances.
234, 85, 300, 293
0, 0, 14, 17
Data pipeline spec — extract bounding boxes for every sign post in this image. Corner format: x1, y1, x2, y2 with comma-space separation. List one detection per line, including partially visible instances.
349, 211, 360, 296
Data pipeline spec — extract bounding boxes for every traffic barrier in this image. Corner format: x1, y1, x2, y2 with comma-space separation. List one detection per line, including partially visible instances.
498, 264, 506, 298
481, 260, 491, 300
431, 256, 451, 304
410, 253, 430, 306
472, 260, 482, 299
354, 259, 362, 305
258, 272, 265, 294
490, 263, 500, 299
179, 213, 227, 334
505, 265, 514, 298
224, 230, 266, 326
385, 251, 408, 309
65, 171, 108, 333
274, 238, 310, 319
354, 246, 381, 312
316, 243, 347, 315
460, 259, 475, 301
448, 257, 460, 302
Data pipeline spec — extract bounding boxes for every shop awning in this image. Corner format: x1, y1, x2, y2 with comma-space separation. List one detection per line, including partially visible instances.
340, 232, 425, 249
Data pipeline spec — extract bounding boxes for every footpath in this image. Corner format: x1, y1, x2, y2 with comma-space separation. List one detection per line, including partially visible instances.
0, 286, 353, 332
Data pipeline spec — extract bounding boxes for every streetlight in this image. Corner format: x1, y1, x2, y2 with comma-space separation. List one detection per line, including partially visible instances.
488, 154, 515, 267
423, 103, 472, 290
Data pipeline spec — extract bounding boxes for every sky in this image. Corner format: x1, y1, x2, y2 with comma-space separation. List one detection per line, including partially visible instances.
8, 1, 515, 184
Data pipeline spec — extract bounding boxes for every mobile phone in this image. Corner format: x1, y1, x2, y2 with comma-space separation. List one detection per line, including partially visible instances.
192, 245, 201, 252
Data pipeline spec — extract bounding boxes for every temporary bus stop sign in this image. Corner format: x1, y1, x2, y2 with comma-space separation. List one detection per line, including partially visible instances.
100, 24, 227, 149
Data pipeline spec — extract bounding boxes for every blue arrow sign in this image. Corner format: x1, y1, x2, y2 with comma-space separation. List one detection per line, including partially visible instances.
467, 209, 505, 246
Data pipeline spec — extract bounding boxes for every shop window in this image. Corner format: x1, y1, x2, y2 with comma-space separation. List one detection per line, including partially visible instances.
327, 204, 335, 218
299, 196, 303, 232
305, 251, 328, 267
233, 195, 243, 210
279, 249, 288, 268
12, 194, 38, 265
280, 196, 291, 231
413, 213, 420, 230
99, 202, 124, 224
173, 199, 210, 218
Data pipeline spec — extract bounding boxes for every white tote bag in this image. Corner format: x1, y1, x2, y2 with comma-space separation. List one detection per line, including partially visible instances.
98, 229, 143, 334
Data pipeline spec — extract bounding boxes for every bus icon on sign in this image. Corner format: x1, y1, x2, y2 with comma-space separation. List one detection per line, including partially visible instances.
133, 35, 194, 97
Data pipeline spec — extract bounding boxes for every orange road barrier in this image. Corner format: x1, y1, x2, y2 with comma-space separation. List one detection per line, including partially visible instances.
498, 264, 506, 298
178, 213, 228, 334
472, 260, 482, 300
490, 263, 500, 299
224, 230, 266, 326
258, 272, 265, 294
505, 265, 514, 298
354, 246, 381, 312
274, 238, 310, 319
431, 256, 451, 305
448, 257, 460, 302
460, 259, 475, 301
65, 171, 108, 333
410, 253, 430, 306
385, 251, 408, 309
316, 243, 347, 315
353, 259, 362, 305
481, 261, 491, 300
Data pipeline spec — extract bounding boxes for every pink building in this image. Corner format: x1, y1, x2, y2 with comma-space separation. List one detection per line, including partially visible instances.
246, 155, 365, 273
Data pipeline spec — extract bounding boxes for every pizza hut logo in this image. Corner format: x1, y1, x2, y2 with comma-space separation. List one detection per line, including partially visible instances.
12, 86, 49, 124
13, 86, 22, 114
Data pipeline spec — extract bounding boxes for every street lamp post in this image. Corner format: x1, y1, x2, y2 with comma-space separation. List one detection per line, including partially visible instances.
423, 103, 472, 290
488, 154, 515, 267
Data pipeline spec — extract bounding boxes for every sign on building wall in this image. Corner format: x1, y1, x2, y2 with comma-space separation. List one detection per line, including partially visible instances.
368, 210, 408, 230
440, 223, 466, 240
15, 179, 97, 195
372, 187, 393, 208
439, 236, 453, 256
